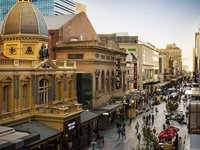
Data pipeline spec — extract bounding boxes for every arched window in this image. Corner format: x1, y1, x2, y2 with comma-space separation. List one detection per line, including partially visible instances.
101, 70, 105, 91
95, 70, 100, 91
111, 71, 114, 91
22, 84, 28, 108
39, 79, 48, 105
106, 71, 110, 92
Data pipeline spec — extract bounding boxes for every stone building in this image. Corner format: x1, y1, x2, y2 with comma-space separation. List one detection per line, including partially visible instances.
46, 12, 127, 111
159, 43, 183, 79
0, 1, 82, 149
99, 33, 160, 92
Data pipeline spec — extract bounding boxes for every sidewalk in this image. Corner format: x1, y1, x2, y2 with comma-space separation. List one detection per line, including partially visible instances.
85, 101, 188, 150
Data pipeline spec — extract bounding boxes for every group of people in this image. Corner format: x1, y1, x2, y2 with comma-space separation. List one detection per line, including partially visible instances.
142, 113, 155, 126
116, 122, 126, 139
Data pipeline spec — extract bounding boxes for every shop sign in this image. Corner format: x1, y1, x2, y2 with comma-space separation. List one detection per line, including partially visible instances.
116, 54, 121, 89
134, 63, 137, 89
67, 121, 76, 131
190, 128, 200, 134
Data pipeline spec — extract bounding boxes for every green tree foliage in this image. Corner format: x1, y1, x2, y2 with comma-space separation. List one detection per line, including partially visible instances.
166, 99, 178, 112
132, 126, 158, 150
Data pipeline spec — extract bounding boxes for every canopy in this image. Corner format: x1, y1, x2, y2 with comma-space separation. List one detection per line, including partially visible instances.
167, 125, 179, 133
158, 125, 179, 141
171, 92, 178, 97
168, 87, 176, 91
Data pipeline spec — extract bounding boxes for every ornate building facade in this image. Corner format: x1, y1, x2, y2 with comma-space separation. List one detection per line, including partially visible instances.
46, 12, 127, 110
0, 1, 82, 149
159, 43, 183, 79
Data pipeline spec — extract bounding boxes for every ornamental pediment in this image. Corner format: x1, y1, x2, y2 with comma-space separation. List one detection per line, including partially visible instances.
35, 59, 59, 70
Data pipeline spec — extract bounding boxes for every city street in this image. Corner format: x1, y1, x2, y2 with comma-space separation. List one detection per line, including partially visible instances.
86, 100, 188, 150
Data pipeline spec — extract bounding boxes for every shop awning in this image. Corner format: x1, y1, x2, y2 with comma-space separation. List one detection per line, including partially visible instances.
185, 88, 200, 96
153, 81, 171, 87
143, 81, 160, 86
94, 103, 123, 114
0, 125, 36, 150
81, 110, 99, 125
13, 121, 62, 147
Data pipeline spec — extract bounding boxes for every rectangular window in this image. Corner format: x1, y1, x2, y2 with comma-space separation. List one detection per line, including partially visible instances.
68, 54, 83, 59
2, 86, 9, 112
22, 84, 27, 108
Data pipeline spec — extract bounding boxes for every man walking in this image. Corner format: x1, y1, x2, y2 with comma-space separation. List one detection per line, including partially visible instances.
137, 133, 141, 143
135, 122, 139, 133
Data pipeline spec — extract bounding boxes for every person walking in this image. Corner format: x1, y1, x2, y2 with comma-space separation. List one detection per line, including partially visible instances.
137, 133, 141, 143
135, 122, 139, 134
155, 107, 158, 115
122, 127, 126, 139
68, 140, 73, 150
151, 114, 155, 124
153, 127, 156, 134
101, 135, 104, 147
117, 126, 121, 139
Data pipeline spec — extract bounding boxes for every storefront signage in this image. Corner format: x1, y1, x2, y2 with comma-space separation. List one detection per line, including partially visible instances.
134, 63, 137, 89
116, 54, 121, 89
68, 121, 76, 131
190, 128, 200, 134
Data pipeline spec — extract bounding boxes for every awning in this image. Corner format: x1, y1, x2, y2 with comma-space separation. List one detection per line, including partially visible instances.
81, 110, 99, 125
13, 121, 62, 147
143, 81, 160, 86
91, 110, 107, 115
93, 103, 123, 114
0, 126, 35, 150
153, 81, 171, 87
110, 96, 126, 103
185, 88, 200, 96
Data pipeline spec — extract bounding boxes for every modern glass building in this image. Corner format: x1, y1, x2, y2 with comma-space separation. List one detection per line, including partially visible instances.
0, 0, 76, 21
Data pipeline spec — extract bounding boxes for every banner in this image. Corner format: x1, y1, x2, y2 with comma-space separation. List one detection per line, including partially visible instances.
134, 63, 137, 89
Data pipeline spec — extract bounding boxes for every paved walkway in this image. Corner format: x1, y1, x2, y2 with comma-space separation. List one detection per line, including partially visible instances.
85, 101, 188, 150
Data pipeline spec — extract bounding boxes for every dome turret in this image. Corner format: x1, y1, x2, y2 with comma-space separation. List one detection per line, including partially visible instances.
1, 0, 48, 37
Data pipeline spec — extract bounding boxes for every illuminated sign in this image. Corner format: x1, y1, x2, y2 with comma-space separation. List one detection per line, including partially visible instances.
116, 54, 121, 89
68, 121, 76, 130
190, 128, 200, 134
134, 63, 137, 89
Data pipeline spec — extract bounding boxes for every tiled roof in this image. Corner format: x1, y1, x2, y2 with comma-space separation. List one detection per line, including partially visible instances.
45, 14, 76, 30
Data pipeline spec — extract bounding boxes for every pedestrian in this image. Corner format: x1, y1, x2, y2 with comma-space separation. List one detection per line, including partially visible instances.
142, 115, 146, 124
122, 127, 126, 139
163, 123, 166, 130
68, 140, 73, 150
137, 133, 141, 143
129, 118, 132, 124
101, 135, 104, 147
135, 122, 139, 133
155, 107, 158, 115
151, 114, 154, 124
117, 126, 121, 139
116, 122, 120, 132
153, 127, 156, 134
148, 114, 151, 120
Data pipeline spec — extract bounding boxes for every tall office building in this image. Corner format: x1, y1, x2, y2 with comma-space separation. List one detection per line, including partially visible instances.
0, 0, 76, 21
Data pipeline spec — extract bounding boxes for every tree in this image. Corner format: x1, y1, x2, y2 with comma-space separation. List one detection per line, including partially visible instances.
132, 126, 158, 150
166, 99, 178, 112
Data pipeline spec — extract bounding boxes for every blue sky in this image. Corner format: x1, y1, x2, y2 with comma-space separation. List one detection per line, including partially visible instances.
78, 0, 200, 71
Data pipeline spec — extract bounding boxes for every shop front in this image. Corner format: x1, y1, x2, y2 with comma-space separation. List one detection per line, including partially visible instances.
93, 103, 123, 125
64, 117, 80, 150
80, 110, 99, 148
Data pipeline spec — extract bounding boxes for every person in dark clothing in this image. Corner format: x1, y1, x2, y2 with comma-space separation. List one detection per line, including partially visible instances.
151, 114, 155, 124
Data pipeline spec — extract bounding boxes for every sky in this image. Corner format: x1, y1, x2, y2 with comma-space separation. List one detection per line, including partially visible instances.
78, 0, 200, 71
